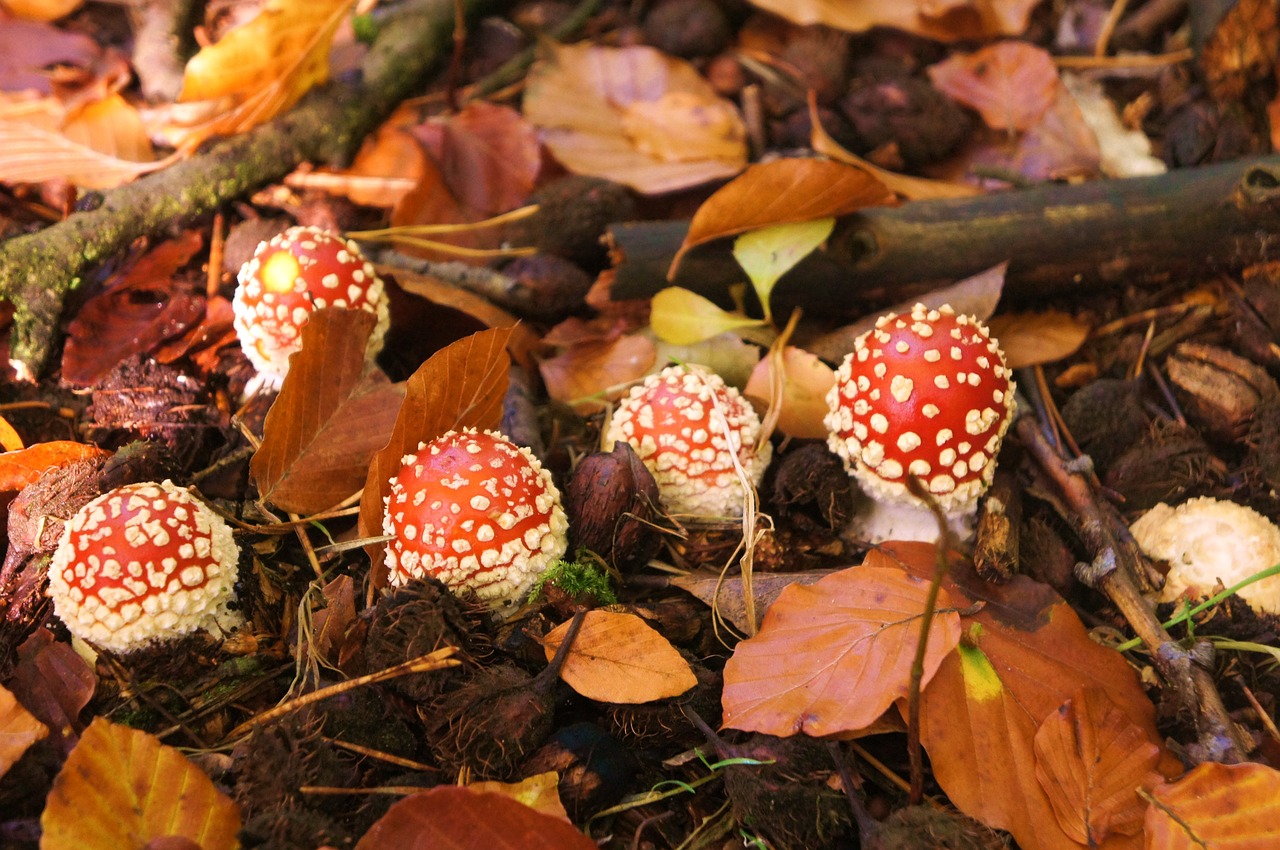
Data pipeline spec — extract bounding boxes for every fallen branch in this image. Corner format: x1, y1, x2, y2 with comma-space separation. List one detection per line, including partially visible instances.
0, 0, 492, 378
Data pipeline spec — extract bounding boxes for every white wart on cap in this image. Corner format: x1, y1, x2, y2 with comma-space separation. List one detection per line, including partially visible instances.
47, 480, 242, 653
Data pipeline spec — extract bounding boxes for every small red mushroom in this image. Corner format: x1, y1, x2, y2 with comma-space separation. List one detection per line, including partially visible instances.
824, 303, 1015, 540
604, 364, 771, 518
382, 429, 569, 602
46, 480, 242, 653
233, 225, 389, 386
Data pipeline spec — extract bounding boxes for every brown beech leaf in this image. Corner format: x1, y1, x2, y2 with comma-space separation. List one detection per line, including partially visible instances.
467, 771, 570, 822
743, 0, 1041, 41
671, 158, 895, 273
1145, 762, 1280, 849
8, 628, 95, 756
413, 101, 540, 217
539, 334, 657, 412
0, 682, 46, 779
928, 42, 1060, 132
1033, 688, 1161, 845
40, 717, 240, 850
721, 564, 962, 737
0, 440, 108, 497
359, 326, 515, 584
670, 569, 836, 633
1006, 84, 1101, 182
880, 542, 1165, 850
985, 310, 1090, 369
743, 345, 836, 440
1201, 0, 1279, 103
543, 610, 696, 704
354, 785, 596, 850
252, 309, 405, 514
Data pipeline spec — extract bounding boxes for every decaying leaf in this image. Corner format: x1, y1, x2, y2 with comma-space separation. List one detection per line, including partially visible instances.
543, 610, 697, 704
670, 570, 837, 634
743, 345, 836, 441
1145, 761, 1280, 849
1200, 0, 1280, 103
355, 786, 596, 849
742, 0, 1041, 42
8, 628, 96, 756
467, 771, 570, 822
539, 333, 656, 412
252, 309, 405, 515
928, 42, 1060, 132
0, 683, 47, 779
41, 717, 240, 850
985, 310, 1090, 369
722, 563, 962, 737
0, 441, 107, 498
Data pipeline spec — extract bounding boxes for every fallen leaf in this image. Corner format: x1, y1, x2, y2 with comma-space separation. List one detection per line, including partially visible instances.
308, 574, 360, 670
0, 415, 21, 451
354, 785, 596, 849
1201, 0, 1279, 103
672, 158, 894, 272
649, 286, 766, 346
524, 42, 746, 195
414, 101, 540, 216
543, 610, 697, 704
928, 42, 1060, 132
741, 0, 1041, 41
252, 309, 405, 514
0, 440, 107, 522
1033, 688, 1161, 844
722, 564, 962, 737
41, 717, 240, 850
0, 18, 97, 94
0, 682, 47, 779
2, 0, 83, 21
1007, 84, 1101, 182
287, 125, 423, 207
467, 771, 570, 822
359, 326, 515, 585
733, 218, 835, 320
0, 105, 166, 190
539, 333, 656, 412
8, 628, 96, 756
670, 569, 836, 633
985, 310, 1090, 369
1145, 761, 1280, 849
743, 345, 835, 440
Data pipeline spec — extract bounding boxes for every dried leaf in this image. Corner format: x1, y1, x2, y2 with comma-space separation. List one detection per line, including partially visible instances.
1145, 762, 1280, 849
2, 0, 83, 21
985, 310, 1090, 369
539, 333, 656, 412
928, 42, 1060, 132
0, 103, 165, 189
309, 574, 360, 669
1007, 84, 1101, 182
649, 286, 767, 346
355, 786, 596, 849
41, 717, 240, 850
0, 18, 97, 93
0, 440, 108, 496
1033, 688, 1159, 845
0, 415, 22, 451
742, 0, 1040, 41
359, 327, 515, 585
1201, 0, 1279, 103
8, 628, 96, 756
467, 772, 570, 822
524, 43, 746, 195
414, 101, 540, 216
733, 218, 835, 319
743, 345, 835, 440
672, 159, 894, 272
0, 682, 47, 779
543, 610, 697, 704
722, 564, 962, 737
670, 569, 837, 633
253, 309, 405, 514
288, 125, 423, 207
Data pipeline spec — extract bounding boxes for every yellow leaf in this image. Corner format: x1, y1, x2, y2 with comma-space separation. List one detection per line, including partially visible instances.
1, 0, 82, 21
543, 610, 697, 704
41, 717, 240, 850
467, 771, 570, 822
0, 683, 46, 779
650, 286, 767, 345
733, 218, 834, 321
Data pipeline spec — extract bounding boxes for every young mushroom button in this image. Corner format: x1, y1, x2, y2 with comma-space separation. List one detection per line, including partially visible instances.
46, 481, 242, 653
383, 429, 569, 603
825, 303, 1015, 515
233, 225, 390, 387
605, 364, 771, 518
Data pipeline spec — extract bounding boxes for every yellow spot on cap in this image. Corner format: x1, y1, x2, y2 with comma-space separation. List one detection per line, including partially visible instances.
260, 251, 300, 295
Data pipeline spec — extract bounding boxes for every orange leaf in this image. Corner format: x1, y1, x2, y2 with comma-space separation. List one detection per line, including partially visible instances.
985, 310, 1090, 369
358, 326, 515, 585
743, 345, 835, 440
1033, 688, 1161, 844
1145, 762, 1280, 849
355, 785, 596, 849
467, 771, 570, 822
928, 42, 1060, 132
741, 0, 1040, 41
41, 717, 240, 850
252, 309, 406, 514
415, 101, 540, 217
543, 610, 697, 704
539, 334, 657, 412
722, 564, 962, 737
0, 415, 22, 451
0, 683, 47, 779
0, 441, 108, 496
671, 158, 895, 274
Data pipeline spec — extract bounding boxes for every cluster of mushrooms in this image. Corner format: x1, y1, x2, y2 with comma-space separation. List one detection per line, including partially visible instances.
43, 226, 1280, 656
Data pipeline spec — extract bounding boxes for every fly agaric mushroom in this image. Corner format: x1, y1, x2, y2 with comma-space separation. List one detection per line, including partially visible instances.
233, 225, 390, 387
604, 364, 771, 518
46, 480, 242, 653
1130, 496, 1280, 615
824, 303, 1015, 542
383, 429, 569, 603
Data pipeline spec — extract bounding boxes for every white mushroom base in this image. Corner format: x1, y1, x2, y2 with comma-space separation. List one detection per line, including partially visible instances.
840, 489, 977, 546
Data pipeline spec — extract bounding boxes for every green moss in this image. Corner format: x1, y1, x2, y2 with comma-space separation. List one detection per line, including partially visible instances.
528, 557, 617, 605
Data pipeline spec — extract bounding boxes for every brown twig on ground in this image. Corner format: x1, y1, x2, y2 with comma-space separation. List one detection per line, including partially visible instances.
0, 0, 494, 378
1014, 412, 1251, 763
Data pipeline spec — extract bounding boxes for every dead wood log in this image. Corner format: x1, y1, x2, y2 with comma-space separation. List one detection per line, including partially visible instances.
610, 155, 1280, 316
0, 0, 494, 378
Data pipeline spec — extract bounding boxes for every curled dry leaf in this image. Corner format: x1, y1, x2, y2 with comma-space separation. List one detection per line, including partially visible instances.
355, 785, 596, 850
721, 564, 962, 737
928, 42, 1060, 132
467, 771, 570, 822
742, 0, 1041, 42
743, 345, 836, 441
1145, 761, 1280, 849
542, 610, 697, 704
985, 310, 1090, 369
524, 42, 747, 195
0, 441, 108, 497
41, 717, 240, 850
252, 308, 406, 515
9, 628, 96, 756
0, 683, 47, 779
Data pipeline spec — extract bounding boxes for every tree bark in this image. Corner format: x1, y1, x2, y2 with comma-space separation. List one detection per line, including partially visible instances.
610, 155, 1280, 316
0, 0, 493, 377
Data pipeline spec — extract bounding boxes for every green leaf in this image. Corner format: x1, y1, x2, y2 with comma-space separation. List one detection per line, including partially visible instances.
732, 217, 834, 322
650, 286, 767, 345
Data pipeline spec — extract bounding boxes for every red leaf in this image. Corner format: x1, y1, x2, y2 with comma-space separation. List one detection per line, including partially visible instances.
8, 628, 96, 756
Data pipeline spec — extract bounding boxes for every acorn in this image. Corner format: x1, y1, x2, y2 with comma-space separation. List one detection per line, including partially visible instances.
565, 441, 665, 573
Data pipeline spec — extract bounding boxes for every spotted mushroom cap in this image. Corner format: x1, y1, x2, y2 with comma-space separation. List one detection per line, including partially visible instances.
233, 225, 390, 386
604, 364, 772, 518
47, 480, 242, 653
382, 429, 569, 602
824, 303, 1015, 513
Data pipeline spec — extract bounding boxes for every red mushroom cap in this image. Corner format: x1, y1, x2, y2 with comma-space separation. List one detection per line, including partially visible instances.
604, 364, 771, 517
824, 303, 1015, 513
47, 480, 241, 653
233, 225, 390, 385
382, 429, 569, 601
